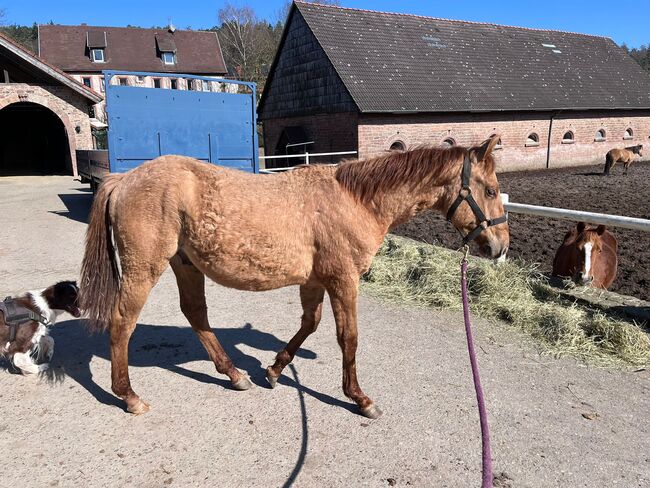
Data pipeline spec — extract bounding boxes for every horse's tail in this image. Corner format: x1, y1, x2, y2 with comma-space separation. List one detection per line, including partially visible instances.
79, 174, 125, 331
604, 151, 613, 175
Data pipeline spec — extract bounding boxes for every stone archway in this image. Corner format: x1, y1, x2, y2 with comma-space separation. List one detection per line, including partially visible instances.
0, 99, 75, 175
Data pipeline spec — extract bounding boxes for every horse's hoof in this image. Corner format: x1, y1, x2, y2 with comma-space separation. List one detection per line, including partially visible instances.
265, 367, 279, 389
232, 376, 253, 391
127, 399, 150, 415
360, 404, 383, 419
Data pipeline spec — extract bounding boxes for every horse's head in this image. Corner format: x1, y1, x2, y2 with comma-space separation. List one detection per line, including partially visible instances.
572, 222, 607, 285
444, 135, 510, 260
636, 145, 643, 156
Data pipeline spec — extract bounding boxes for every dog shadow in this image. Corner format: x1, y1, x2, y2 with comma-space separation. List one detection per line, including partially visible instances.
39, 320, 355, 414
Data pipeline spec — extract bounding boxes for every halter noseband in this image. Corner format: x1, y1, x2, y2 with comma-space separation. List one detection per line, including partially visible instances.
446, 154, 508, 246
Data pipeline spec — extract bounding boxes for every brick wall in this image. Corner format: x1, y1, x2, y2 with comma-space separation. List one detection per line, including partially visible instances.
0, 83, 94, 175
262, 112, 359, 166
358, 110, 650, 172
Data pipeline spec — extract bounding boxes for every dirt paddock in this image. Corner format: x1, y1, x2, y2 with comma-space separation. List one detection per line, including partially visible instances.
396, 160, 650, 301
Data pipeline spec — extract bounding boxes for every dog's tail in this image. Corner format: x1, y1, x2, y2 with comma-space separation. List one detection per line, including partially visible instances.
604, 152, 613, 175
79, 174, 125, 331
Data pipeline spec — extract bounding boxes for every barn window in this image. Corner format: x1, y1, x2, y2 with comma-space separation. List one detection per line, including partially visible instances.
562, 131, 574, 144
170, 78, 178, 90
118, 77, 128, 86
153, 78, 161, 89
595, 129, 606, 142
389, 141, 405, 151
442, 137, 456, 147
82, 77, 92, 88
525, 132, 539, 147
187, 79, 195, 90
624, 128, 633, 140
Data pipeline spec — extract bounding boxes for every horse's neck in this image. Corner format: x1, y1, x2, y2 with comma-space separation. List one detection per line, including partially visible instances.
371, 184, 447, 230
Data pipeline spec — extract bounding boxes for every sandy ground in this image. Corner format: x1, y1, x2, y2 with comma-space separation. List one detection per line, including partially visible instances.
0, 176, 648, 488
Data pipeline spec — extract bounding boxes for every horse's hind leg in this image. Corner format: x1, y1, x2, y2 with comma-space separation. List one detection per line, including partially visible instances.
169, 253, 252, 390
266, 283, 325, 387
110, 269, 165, 414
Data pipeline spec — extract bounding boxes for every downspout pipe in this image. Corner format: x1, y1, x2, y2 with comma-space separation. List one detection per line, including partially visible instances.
546, 110, 562, 169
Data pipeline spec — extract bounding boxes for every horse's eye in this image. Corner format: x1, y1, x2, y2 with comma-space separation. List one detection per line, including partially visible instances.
486, 188, 497, 198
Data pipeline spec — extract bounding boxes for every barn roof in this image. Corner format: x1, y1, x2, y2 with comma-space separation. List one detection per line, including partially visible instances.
38, 25, 227, 75
0, 31, 102, 103
287, 2, 650, 113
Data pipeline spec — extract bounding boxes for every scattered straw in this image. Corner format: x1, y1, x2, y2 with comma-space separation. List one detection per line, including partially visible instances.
362, 236, 650, 367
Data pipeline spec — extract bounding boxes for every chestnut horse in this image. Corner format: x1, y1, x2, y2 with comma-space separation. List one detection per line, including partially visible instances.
604, 145, 643, 175
79, 136, 509, 418
552, 222, 618, 289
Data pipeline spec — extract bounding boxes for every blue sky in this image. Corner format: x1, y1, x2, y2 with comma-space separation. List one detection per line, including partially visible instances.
3, 0, 649, 48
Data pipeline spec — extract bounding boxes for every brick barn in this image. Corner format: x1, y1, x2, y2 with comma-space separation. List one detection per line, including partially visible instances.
259, 2, 650, 171
0, 32, 101, 176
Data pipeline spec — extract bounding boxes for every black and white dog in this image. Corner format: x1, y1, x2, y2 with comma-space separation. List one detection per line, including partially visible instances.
0, 281, 80, 374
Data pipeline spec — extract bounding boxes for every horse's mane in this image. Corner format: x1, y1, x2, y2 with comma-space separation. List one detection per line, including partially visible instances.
335, 146, 488, 203
624, 144, 643, 152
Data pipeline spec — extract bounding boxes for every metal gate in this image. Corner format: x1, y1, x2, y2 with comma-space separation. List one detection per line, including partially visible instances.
104, 71, 259, 173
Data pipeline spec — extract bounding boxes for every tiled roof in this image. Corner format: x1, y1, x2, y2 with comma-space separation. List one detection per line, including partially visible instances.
0, 30, 102, 103
294, 2, 650, 112
38, 24, 227, 75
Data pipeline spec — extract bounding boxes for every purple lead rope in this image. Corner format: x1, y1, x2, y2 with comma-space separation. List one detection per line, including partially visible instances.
461, 258, 493, 488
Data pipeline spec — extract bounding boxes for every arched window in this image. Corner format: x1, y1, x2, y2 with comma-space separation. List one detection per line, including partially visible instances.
595, 129, 606, 142
389, 140, 405, 151
525, 132, 539, 146
624, 128, 633, 140
562, 131, 574, 143
442, 137, 456, 147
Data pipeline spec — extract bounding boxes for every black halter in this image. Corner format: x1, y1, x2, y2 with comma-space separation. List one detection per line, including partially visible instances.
446, 155, 508, 246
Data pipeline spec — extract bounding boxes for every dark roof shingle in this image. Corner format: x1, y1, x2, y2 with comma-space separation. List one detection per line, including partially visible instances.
294, 2, 650, 112
38, 25, 227, 75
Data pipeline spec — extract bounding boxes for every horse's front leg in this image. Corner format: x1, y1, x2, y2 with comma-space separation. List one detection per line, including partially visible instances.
328, 280, 382, 419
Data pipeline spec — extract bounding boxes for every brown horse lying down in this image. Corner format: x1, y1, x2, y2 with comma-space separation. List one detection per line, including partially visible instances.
552, 223, 618, 289
80, 136, 509, 418
604, 145, 642, 175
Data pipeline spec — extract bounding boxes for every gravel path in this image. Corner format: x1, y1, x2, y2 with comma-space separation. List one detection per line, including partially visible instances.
0, 176, 648, 487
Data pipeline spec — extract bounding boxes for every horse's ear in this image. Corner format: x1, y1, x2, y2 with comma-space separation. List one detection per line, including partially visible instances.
471, 135, 501, 165
596, 225, 606, 235
576, 222, 586, 233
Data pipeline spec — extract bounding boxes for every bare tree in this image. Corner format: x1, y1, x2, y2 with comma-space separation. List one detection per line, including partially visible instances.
0, 9, 6, 26
218, 2, 260, 81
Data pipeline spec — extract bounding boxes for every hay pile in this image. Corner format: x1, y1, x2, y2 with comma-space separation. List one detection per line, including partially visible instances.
362, 235, 650, 367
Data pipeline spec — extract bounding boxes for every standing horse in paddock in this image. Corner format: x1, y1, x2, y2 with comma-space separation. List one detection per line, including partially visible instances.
552, 222, 618, 289
79, 136, 509, 418
604, 145, 643, 175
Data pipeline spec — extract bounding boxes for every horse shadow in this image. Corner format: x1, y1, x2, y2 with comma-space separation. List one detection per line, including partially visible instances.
39, 320, 355, 414
50, 190, 93, 223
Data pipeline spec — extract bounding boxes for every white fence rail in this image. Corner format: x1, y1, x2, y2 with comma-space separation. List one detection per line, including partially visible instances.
259, 151, 357, 173
256, 156, 650, 231
501, 194, 650, 232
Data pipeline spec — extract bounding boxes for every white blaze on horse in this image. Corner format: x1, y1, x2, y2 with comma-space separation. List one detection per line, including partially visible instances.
79, 136, 509, 418
552, 223, 618, 289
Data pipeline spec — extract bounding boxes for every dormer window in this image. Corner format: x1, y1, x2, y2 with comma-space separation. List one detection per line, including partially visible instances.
156, 33, 178, 66
162, 52, 176, 65
91, 48, 105, 63
86, 30, 107, 63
